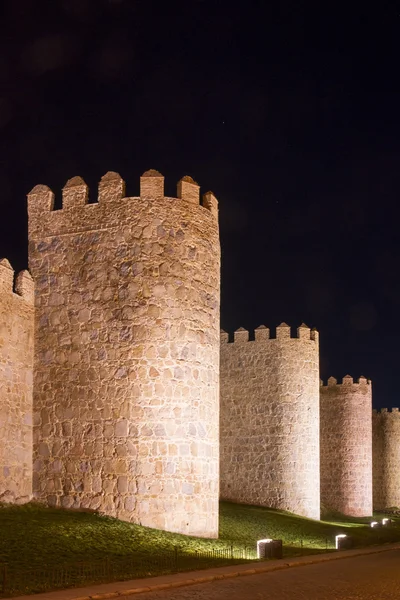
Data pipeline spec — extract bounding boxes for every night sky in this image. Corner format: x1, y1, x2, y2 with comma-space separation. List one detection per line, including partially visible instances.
0, 1, 399, 409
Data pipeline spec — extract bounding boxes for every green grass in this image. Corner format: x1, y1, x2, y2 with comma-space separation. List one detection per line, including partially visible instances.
0, 501, 399, 567
0, 503, 227, 570
0, 501, 399, 594
220, 502, 400, 555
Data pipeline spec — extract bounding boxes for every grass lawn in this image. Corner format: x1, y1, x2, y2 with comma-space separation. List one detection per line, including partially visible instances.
220, 502, 400, 555
0, 501, 399, 595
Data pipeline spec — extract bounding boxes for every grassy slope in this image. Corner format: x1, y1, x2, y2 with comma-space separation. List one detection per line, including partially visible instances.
0, 501, 399, 571
220, 502, 400, 554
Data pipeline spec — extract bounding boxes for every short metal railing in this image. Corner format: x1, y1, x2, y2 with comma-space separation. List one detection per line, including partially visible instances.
2, 533, 393, 596
0, 546, 256, 596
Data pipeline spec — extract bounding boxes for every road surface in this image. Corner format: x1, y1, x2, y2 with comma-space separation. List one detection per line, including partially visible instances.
130, 549, 400, 599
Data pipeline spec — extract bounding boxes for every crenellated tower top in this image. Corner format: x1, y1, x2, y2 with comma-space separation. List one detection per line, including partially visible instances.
0, 259, 34, 304
321, 375, 371, 387
373, 407, 400, 417
27, 170, 218, 239
221, 322, 319, 344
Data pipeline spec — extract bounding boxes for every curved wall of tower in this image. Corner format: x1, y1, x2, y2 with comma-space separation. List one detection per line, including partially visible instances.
0, 260, 34, 503
320, 376, 372, 516
220, 323, 320, 520
28, 170, 220, 537
372, 408, 400, 510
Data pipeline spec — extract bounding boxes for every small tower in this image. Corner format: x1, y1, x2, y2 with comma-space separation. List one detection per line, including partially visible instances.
220, 323, 320, 520
320, 376, 373, 516
372, 408, 400, 509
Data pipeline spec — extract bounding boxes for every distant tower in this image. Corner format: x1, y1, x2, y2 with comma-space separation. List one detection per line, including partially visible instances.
28, 170, 220, 537
372, 408, 400, 509
0, 259, 34, 503
220, 323, 320, 520
320, 376, 372, 516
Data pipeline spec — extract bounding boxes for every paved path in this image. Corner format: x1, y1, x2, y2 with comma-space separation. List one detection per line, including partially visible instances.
133, 549, 400, 599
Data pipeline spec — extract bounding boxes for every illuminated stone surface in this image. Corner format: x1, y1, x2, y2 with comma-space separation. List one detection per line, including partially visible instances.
0, 260, 34, 503
373, 407, 400, 509
219, 324, 320, 520
27, 171, 220, 537
0, 166, 398, 529
320, 376, 373, 516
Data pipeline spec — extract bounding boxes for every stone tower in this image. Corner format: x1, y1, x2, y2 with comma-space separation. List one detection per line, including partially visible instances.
320, 375, 372, 516
28, 170, 220, 537
220, 323, 320, 520
372, 408, 400, 510
0, 259, 34, 503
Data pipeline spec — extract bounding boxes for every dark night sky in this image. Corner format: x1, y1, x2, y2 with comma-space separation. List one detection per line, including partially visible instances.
0, 1, 399, 408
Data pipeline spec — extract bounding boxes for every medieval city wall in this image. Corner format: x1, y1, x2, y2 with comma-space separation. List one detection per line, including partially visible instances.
220, 324, 320, 520
28, 170, 220, 537
320, 376, 372, 516
372, 408, 400, 509
0, 259, 34, 503
0, 162, 397, 529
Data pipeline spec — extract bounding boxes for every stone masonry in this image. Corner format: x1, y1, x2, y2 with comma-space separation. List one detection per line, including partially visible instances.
320, 376, 372, 516
1, 165, 400, 531
27, 170, 220, 537
0, 259, 34, 503
373, 408, 400, 509
220, 324, 320, 520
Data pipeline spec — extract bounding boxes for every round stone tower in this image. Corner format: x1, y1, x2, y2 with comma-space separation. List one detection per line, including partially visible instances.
320, 375, 372, 516
372, 408, 400, 510
220, 323, 320, 520
28, 170, 220, 537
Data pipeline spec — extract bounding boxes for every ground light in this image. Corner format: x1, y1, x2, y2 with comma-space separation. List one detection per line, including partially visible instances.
257, 539, 273, 558
382, 518, 390, 526
335, 534, 347, 549
370, 521, 379, 527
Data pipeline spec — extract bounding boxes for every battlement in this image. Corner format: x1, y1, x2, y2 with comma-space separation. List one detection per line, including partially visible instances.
0, 259, 34, 304
373, 407, 400, 416
28, 170, 218, 239
220, 322, 319, 344
321, 375, 371, 388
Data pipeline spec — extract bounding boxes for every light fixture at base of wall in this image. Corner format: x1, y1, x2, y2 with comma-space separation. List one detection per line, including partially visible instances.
335, 534, 347, 549
257, 538, 273, 558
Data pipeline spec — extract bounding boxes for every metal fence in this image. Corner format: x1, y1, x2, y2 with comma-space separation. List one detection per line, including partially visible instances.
292, 538, 335, 554
0, 546, 256, 597
0, 539, 359, 596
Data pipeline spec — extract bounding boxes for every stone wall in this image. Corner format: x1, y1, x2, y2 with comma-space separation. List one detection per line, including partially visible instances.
28, 170, 220, 537
0, 259, 34, 503
372, 408, 400, 509
0, 162, 395, 527
220, 323, 320, 520
320, 376, 372, 516
372, 409, 384, 509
